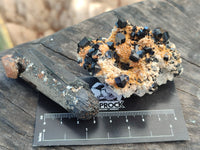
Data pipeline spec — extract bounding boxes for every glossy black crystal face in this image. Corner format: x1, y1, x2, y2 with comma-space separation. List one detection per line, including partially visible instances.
78, 37, 90, 49
132, 25, 137, 32
137, 29, 146, 39
149, 83, 158, 92
120, 62, 132, 70
115, 18, 127, 28
87, 48, 95, 57
136, 50, 145, 58
107, 42, 114, 50
130, 32, 135, 39
129, 50, 140, 62
164, 54, 169, 61
153, 28, 163, 41
115, 33, 126, 45
115, 74, 129, 88
144, 26, 150, 32
92, 44, 99, 50
84, 56, 93, 64
162, 32, 170, 43
145, 58, 151, 63
105, 50, 114, 59
144, 47, 155, 55
153, 28, 170, 44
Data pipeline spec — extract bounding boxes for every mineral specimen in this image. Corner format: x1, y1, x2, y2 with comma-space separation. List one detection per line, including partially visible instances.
2, 49, 99, 119
77, 19, 183, 97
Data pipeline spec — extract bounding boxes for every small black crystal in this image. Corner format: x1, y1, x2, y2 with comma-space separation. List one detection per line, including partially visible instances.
162, 31, 170, 43
143, 47, 154, 55
115, 33, 126, 45
130, 32, 135, 39
105, 50, 114, 59
78, 37, 90, 48
96, 84, 104, 90
144, 26, 150, 32
145, 58, 151, 63
87, 48, 95, 57
143, 47, 152, 52
107, 42, 114, 50
136, 50, 145, 58
137, 29, 146, 39
115, 74, 129, 88
77, 58, 82, 64
129, 50, 140, 62
77, 47, 81, 53
153, 28, 163, 41
149, 83, 158, 91
83, 63, 89, 70
164, 54, 169, 61
149, 50, 155, 55
132, 26, 137, 32
114, 52, 120, 61
92, 44, 99, 50
96, 37, 105, 42
91, 62, 96, 69
115, 18, 127, 28
120, 62, 132, 70
84, 56, 93, 64
152, 57, 159, 62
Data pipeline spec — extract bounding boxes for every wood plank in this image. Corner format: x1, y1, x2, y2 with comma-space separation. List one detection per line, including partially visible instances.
0, 0, 200, 149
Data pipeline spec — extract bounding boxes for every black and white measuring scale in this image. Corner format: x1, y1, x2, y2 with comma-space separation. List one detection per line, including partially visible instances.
33, 81, 189, 146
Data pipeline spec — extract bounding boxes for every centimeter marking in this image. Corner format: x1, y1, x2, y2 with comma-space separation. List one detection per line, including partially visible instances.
38, 109, 177, 143
43, 109, 175, 119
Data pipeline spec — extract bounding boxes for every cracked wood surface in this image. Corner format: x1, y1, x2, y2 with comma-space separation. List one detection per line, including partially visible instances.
0, 0, 200, 149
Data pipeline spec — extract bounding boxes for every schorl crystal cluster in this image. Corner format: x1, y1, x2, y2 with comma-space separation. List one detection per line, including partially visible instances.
77, 19, 183, 98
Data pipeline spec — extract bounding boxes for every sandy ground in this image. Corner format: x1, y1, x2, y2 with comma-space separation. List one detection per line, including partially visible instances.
0, 0, 143, 46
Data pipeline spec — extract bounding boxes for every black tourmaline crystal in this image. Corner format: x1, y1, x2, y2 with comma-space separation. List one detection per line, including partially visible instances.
153, 28, 163, 41
137, 29, 146, 39
144, 47, 155, 55
145, 58, 151, 63
132, 25, 137, 32
164, 54, 169, 61
115, 18, 127, 28
136, 50, 145, 58
87, 48, 95, 56
129, 50, 140, 62
105, 50, 114, 59
115, 33, 126, 45
84, 56, 93, 64
115, 74, 129, 88
114, 52, 120, 61
107, 42, 114, 50
130, 32, 135, 39
149, 83, 158, 91
162, 32, 170, 43
120, 62, 132, 70
78, 37, 90, 48
144, 26, 150, 33
92, 44, 99, 50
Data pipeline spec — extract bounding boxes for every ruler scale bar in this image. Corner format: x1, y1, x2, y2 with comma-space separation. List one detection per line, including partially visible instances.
42, 134, 174, 142
33, 82, 189, 146
44, 109, 175, 119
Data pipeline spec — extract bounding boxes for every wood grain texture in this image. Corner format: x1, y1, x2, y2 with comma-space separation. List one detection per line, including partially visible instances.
0, 0, 200, 149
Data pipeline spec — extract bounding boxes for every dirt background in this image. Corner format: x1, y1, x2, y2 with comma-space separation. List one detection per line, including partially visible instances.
0, 0, 142, 46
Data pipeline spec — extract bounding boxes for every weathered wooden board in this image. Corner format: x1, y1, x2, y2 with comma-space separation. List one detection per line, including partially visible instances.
0, 0, 200, 149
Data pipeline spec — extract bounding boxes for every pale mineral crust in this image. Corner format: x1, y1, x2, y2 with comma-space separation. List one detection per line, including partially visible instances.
77, 19, 183, 97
